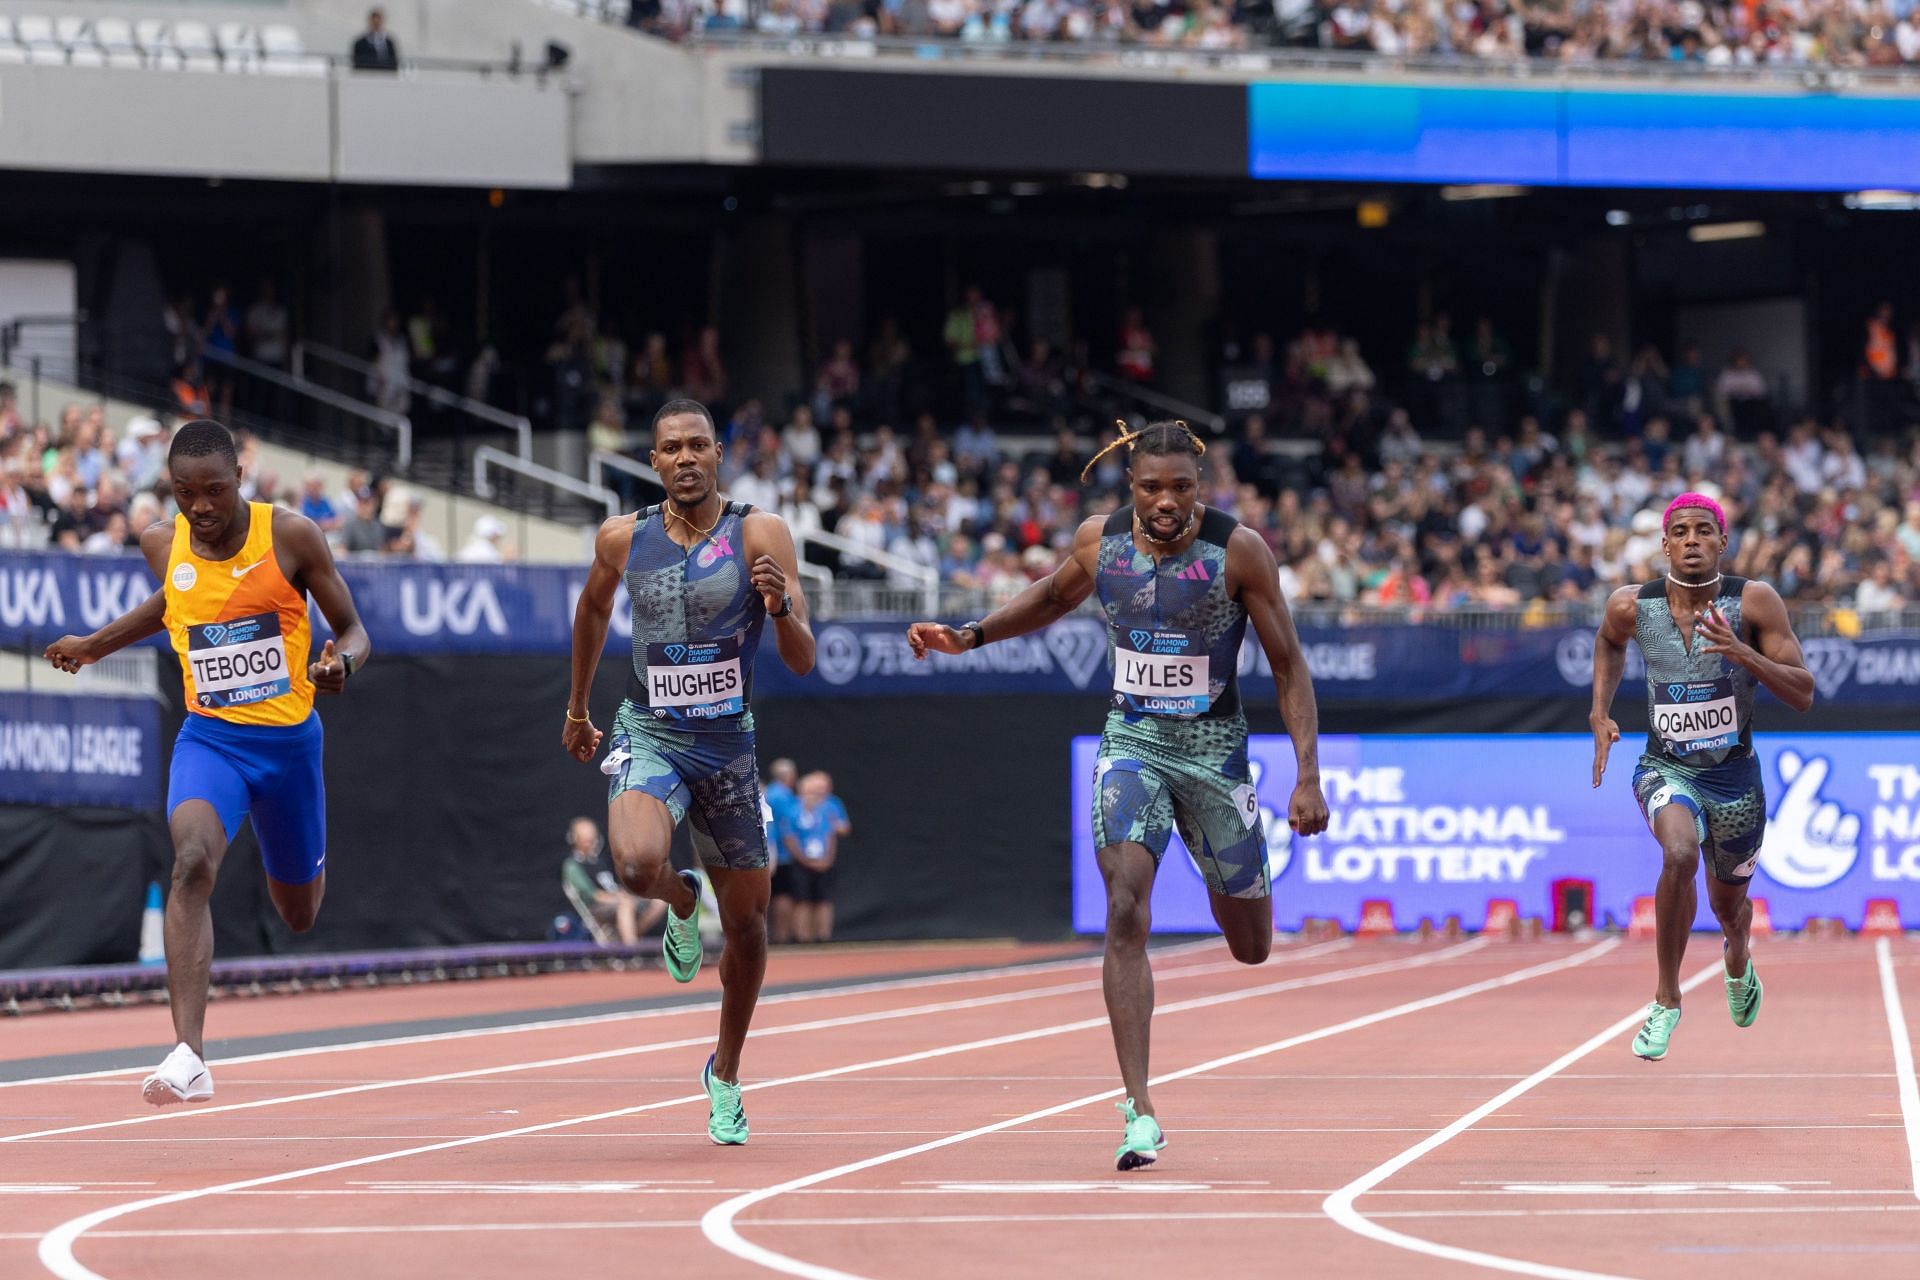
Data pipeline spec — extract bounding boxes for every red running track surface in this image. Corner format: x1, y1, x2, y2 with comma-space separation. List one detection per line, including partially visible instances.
0, 936, 1915, 1280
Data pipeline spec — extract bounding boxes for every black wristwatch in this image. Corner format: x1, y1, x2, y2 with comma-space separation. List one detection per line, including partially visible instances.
339, 649, 357, 680
770, 593, 794, 619
961, 621, 986, 650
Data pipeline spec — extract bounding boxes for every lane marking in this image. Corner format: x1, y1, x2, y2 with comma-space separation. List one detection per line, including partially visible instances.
35, 940, 1477, 1279
697, 940, 1619, 1280
1878, 937, 1920, 1204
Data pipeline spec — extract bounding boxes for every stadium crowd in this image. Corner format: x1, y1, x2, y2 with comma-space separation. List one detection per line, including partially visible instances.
643, 0, 1920, 67
7, 304, 1920, 620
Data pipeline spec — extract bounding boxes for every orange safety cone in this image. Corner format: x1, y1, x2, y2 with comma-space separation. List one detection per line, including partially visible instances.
1482, 898, 1518, 935
1748, 897, 1773, 938
1627, 895, 1659, 940
1862, 898, 1904, 938
1357, 899, 1398, 937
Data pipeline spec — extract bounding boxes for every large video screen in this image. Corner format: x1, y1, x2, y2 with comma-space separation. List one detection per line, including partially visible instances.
1070, 733, 1920, 933
1249, 83, 1920, 190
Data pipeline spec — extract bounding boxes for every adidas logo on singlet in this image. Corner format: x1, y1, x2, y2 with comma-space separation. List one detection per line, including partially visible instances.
1173, 561, 1211, 582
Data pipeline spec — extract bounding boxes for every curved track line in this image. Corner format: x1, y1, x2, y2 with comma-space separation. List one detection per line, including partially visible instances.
697, 939, 1619, 1280
1321, 958, 1723, 1280
2, 943, 1349, 1145
35, 939, 1439, 1279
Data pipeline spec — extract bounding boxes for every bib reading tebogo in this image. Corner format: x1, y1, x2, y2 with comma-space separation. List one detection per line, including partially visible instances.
1113, 628, 1210, 718
1653, 677, 1738, 757
645, 636, 744, 720
187, 611, 291, 710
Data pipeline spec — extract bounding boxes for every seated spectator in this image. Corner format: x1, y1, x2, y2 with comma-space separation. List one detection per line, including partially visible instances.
339, 486, 388, 555
352, 8, 400, 71
456, 514, 513, 564
561, 817, 663, 945
299, 471, 341, 532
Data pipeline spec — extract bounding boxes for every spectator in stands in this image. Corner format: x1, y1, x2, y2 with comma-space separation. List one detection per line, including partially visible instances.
1715, 349, 1770, 432
457, 514, 513, 564
1855, 558, 1907, 617
764, 758, 801, 943
368, 309, 413, 415
299, 471, 341, 532
681, 325, 728, 409
561, 817, 661, 944
1116, 306, 1156, 384
339, 486, 388, 555
814, 339, 861, 421
945, 286, 987, 417
200, 286, 240, 424
245, 280, 290, 371
386, 491, 446, 561
782, 771, 850, 944
352, 8, 399, 71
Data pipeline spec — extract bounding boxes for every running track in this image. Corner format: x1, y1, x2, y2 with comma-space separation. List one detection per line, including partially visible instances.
1, 936, 1916, 1279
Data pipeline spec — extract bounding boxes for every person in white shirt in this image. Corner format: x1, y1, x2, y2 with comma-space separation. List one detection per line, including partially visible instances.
456, 514, 512, 564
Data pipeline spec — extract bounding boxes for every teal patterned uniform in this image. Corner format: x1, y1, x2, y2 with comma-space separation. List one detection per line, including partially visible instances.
602, 502, 771, 870
1629, 576, 1767, 883
1091, 507, 1268, 898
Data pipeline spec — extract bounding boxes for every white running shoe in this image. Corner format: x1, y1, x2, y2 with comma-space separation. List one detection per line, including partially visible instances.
141, 1042, 213, 1107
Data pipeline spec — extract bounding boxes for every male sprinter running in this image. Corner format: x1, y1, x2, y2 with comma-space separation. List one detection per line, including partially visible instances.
565, 398, 815, 1144
908, 420, 1329, 1170
46, 420, 370, 1105
1591, 492, 1813, 1061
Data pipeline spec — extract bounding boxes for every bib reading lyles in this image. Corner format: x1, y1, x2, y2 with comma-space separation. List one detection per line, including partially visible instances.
1653, 677, 1738, 756
186, 611, 291, 710
1112, 628, 1210, 717
645, 636, 745, 720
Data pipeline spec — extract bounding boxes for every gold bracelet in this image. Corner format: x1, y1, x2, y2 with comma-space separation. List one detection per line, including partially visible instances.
564, 708, 590, 723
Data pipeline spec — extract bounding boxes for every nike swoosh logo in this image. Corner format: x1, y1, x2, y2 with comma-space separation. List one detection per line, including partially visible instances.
187, 1070, 206, 1085
231, 561, 265, 578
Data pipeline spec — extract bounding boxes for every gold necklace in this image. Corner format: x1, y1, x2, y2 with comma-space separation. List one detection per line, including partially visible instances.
663, 501, 724, 541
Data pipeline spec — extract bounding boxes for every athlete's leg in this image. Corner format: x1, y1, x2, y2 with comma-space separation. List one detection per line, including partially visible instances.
1705, 875, 1752, 977
165, 800, 232, 1058
1208, 892, 1272, 966
1099, 841, 1160, 1117
1650, 804, 1701, 1008
250, 725, 329, 935
703, 865, 771, 1084
817, 893, 835, 942
607, 790, 699, 917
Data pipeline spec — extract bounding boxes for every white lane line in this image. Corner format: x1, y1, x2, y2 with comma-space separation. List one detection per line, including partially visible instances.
0, 941, 1240, 1090
1322, 957, 1724, 1280
12, 1200, 1920, 1246
697, 939, 1619, 1280
35, 940, 1475, 1280
1, 943, 1352, 1146
1879, 937, 1920, 1204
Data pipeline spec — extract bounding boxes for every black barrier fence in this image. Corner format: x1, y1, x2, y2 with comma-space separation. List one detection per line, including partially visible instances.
7, 656, 1915, 969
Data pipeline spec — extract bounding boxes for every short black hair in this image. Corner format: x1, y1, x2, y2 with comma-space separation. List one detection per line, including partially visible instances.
653, 398, 715, 435
168, 419, 238, 469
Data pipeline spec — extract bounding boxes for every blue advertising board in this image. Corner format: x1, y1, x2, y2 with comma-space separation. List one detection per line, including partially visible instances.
1071, 733, 1920, 933
0, 691, 163, 810
1248, 81, 1920, 191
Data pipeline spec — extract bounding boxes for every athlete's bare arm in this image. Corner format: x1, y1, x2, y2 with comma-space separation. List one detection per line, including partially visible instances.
563, 514, 637, 762
906, 515, 1102, 658
742, 510, 815, 676
275, 510, 371, 695
1590, 585, 1639, 788
1699, 580, 1814, 712
43, 524, 176, 672
1229, 527, 1329, 837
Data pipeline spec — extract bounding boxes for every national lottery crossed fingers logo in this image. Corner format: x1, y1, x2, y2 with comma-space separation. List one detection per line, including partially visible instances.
1757, 750, 1862, 890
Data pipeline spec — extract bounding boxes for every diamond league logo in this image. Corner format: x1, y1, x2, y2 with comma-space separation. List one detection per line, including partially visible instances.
815, 625, 862, 686
1045, 620, 1109, 689
663, 644, 686, 664
1128, 628, 1152, 650
1555, 631, 1594, 686
1666, 682, 1686, 701
201, 624, 227, 645
1800, 639, 1858, 700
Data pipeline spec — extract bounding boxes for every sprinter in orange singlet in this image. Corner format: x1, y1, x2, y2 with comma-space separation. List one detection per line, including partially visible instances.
46, 420, 370, 1106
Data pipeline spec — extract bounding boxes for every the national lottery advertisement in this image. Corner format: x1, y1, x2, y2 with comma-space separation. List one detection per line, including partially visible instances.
1070, 733, 1920, 933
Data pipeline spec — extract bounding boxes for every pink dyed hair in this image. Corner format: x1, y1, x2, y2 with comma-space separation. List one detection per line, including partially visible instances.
1662, 492, 1726, 533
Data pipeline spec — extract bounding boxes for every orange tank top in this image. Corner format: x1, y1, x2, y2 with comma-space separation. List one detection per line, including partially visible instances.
165, 502, 314, 726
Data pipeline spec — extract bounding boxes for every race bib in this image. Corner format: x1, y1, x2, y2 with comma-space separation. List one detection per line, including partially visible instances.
1653, 677, 1739, 756
187, 611, 291, 709
1113, 628, 1210, 717
645, 637, 744, 720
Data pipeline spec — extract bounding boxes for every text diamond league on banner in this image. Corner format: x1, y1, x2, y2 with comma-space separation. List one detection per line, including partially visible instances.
1071, 733, 1920, 933
6, 554, 1920, 702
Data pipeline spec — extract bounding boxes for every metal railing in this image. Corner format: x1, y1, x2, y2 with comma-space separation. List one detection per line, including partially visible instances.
1084, 372, 1226, 436
473, 445, 621, 519
1, 643, 162, 698
587, 449, 666, 500
201, 347, 413, 469
294, 341, 532, 461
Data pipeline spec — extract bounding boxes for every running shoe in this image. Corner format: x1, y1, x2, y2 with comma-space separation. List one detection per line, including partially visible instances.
1631, 1002, 1681, 1061
1113, 1097, 1165, 1171
1726, 959, 1763, 1028
703, 1054, 748, 1145
663, 869, 703, 983
141, 1042, 213, 1106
